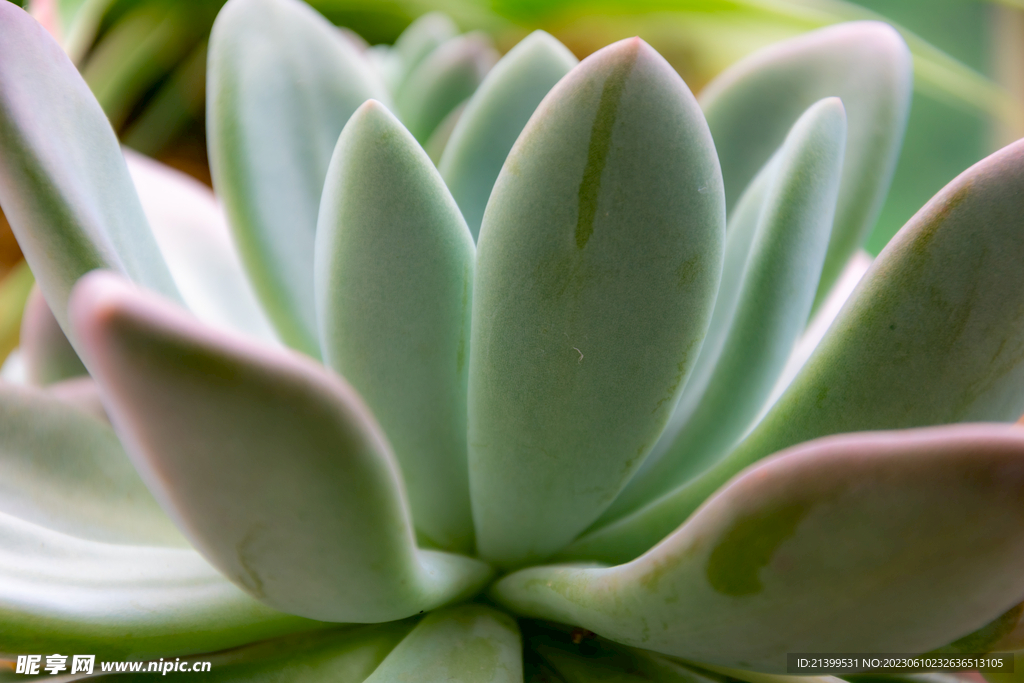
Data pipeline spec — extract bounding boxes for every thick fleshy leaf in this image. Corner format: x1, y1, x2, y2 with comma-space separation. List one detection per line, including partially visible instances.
315, 101, 475, 553
70, 272, 492, 622
564, 138, 1024, 564
0, 381, 183, 546
125, 150, 278, 344
700, 21, 911, 308
207, 0, 389, 357
0, 512, 322, 660
90, 622, 415, 682
603, 98, 846, 522
363, 605, 522, 683
468, 38, 725, 568
394, 32, 497, 143
494, 425, 1024, 672
0, 1, 179, 336
20, 285, 87, 385
439, 30, 578, 238
392, 12, 458, 86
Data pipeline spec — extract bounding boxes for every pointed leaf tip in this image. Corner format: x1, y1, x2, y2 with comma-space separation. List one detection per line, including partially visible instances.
70, 271, 491, 623
439, 30, 578, 239
701, 20, 912, 309
316, 99, 475, 553
469, 37, 725, 567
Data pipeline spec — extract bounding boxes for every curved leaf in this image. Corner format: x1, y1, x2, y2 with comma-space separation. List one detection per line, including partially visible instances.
392, 12, 458, 87
563, 137, 1024, 564
0, 512, 321, 660
469, 38, 725, 568
439, 30, 578, 239
604, 97, 846, 522
70, 271, 492, 623
20, 285, 87, 385
91, 622, 415, 682
363, 605, 522, 683
0, 381, 184, 546
700, 21, 911, 309
315, 101, 475, 553
207, 0, 389, 357
125, 150, 278, 344
394, 32, 497, 143
494, 425, 1024, 672
0, 1, 179, 338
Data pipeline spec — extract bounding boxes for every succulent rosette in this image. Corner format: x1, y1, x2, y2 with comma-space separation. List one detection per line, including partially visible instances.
1, 0, 1024, 680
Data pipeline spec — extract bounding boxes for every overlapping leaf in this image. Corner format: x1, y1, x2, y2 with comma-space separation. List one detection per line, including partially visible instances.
495, 426, 1024, 672
315, 101, 475, 553
364, 605, 522, 683
603, 97, 846, 522
469, 37, 725, 567
0, 381, 183, 546
394, 32, 498, 143
566, 138, 1024, 563
700, 21, 912, 309
207, 0, 389, 356
439, 30, 578, 238
70, 272, 491, 623
0, 1, 179, 340
0, 512, 320, 660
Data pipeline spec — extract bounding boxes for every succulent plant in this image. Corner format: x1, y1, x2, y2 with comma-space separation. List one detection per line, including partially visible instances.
2, 0, 1024, 680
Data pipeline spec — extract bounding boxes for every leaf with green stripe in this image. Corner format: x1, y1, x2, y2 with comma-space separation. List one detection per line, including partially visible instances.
495, 425, 1024, 673
562, 137, 1024, 565
468, 38, 725, 568
603, 97, 846, 524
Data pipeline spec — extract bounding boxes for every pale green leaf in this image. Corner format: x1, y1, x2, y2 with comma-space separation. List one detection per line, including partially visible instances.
207, 0, 389, 357
392, 12, 458, 86
363, 605, 522, 683
562, 137, 1024, 564
0, 381, 184, 546
125, 150, 278, 345
315, 101, 475, 553
604, 97, 846, 523
469, 38, 725, 568
0, 512, 322, 660
0, 1, 179, 339
70, 271, 492, 622
394, 32, 497, 143
439, 30, 578, 238
494, 425, 1024, 672
700, 21, 911, 310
